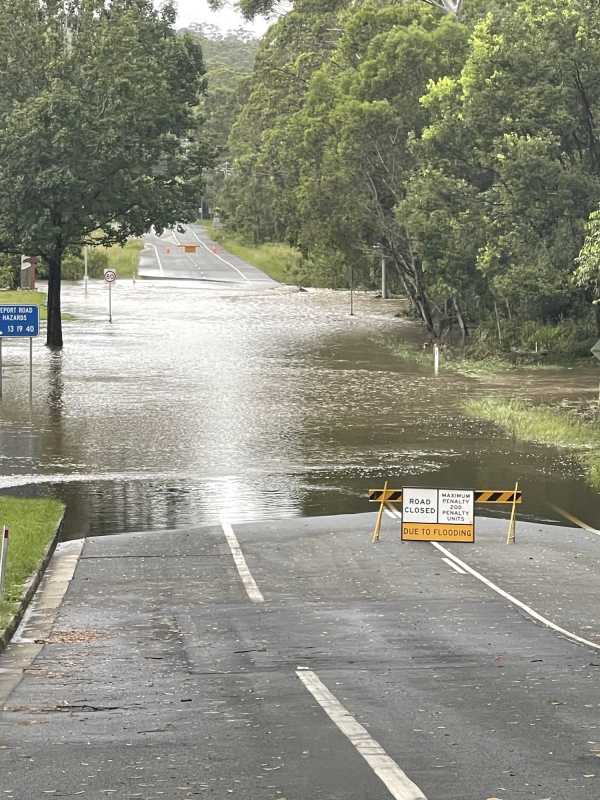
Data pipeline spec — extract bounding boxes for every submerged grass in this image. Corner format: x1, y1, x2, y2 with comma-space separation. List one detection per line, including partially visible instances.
204, 223, 300, 284
465, 397, 600, 489
0, 497, 65, 630
392, 340, 519, 376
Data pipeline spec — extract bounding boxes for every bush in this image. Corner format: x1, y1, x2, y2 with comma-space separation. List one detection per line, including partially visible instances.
468, 315, 595, 359
86, 248, 109, 278
61, 254, 84, 280
0, 255, 19, 289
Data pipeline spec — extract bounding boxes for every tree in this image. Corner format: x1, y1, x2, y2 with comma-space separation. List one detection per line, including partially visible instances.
183, 25, 259, 214
0, 0, 207, 348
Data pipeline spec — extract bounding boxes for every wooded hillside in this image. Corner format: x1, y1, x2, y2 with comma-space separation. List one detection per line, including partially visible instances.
214, 0, 600, 354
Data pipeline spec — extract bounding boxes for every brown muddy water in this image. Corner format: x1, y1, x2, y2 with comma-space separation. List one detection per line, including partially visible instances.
1, 279, 599, 539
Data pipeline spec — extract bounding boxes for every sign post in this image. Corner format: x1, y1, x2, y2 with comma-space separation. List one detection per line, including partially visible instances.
401, 487, 475, 543
104, 269, 117, 323
0, 305, 40, 401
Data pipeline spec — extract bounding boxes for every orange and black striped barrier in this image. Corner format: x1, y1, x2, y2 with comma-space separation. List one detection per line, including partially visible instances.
369, 484, 522, 544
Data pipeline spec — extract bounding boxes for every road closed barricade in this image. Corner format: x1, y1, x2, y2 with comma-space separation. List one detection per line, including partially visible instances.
368, 483, 521, 544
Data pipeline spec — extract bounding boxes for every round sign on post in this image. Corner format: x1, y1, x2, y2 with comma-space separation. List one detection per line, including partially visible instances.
103, 269, 117, 324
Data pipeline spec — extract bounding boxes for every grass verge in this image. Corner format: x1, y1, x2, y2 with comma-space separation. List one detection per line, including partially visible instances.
0, 290, 49, 320
465, 397, 600, 488
0, 497, 65, 631
204, 223, 300, 284
96, 239, 143, 278
0, 289, 77, 322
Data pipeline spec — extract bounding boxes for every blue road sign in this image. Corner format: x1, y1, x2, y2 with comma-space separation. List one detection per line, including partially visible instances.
0, 305, 40, 337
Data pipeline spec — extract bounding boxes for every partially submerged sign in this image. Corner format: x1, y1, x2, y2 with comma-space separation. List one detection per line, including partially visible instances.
401, 487, 474, 542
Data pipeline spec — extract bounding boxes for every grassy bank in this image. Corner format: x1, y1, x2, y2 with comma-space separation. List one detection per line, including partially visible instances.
465, 397, 600, 488
205, 223, 300, 284
392, 340, 522, 377
96, 239, 143, 278
0, 497, 65, 630
0, 290, 49, 319
0, 289, 76, 322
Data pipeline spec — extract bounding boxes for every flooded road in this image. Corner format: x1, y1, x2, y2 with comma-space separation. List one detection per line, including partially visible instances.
0, 274, 599, 538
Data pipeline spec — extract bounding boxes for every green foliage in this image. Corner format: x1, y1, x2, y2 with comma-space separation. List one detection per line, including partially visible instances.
215, 0, 600, 352
184, 25, 259, 213
0, 497, 64, 630
469, 317, 595, 359
0, 254, 18, 289
0, 0, 208, 347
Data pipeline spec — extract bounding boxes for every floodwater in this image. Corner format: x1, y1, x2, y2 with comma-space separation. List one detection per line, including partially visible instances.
1, 278, 599, 539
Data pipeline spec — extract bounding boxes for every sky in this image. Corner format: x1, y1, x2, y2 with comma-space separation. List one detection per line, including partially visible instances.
174, 0, 273, 35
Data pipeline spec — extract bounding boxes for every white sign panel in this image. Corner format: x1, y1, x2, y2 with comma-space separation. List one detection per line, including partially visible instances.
438, 489, 474, 525
402, 488, 438, 522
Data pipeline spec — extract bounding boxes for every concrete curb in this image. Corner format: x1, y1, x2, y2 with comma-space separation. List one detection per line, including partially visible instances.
0, 511, 66, 654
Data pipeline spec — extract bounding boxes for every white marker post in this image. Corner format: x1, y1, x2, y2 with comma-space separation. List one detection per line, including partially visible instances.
0, 527, 9, 598
434, 344, 440, 375
103, 269, 117, 323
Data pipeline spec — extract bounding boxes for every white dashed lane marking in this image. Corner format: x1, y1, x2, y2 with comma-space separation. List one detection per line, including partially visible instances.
221, 520, 264, 603
297, 668, 428, 800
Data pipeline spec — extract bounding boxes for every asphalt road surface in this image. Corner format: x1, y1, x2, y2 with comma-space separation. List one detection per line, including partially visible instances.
1, 512, 600, 799
139, 224, 279, 285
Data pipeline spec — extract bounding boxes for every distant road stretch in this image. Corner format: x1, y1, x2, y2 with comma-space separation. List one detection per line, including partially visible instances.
138, 223, 279, 285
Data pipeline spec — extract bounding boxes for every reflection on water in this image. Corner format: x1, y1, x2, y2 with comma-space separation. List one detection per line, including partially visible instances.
0, 279, 599, 539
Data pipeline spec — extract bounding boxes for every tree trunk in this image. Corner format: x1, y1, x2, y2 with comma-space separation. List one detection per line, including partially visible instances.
453, 296, 469, 346
46, 249, 63, 349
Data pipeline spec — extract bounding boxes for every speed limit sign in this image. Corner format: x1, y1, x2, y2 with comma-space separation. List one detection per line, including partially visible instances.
104, 269, 117, 283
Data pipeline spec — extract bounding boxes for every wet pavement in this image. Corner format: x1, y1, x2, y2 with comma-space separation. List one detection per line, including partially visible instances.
0, 228, 599, 538
2, 513, 600, 799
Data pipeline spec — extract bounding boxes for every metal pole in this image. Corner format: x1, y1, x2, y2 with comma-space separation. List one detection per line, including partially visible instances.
29, 337, 33, 401
381, 253, 388, 299
84, 245, 88, 295
0, 527, 8, 598
0, 336, 3, 400
350, 264, 354, 316
109, 282, 112, 324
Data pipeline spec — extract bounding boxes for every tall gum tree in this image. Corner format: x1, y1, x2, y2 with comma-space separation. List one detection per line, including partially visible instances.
0, 0, 207, 348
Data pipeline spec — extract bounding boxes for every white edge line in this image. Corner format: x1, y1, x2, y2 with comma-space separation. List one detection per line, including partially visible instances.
148, 243, 164, 275
296, 668, 428, 800
221, 520, 264, 603
431, 541, 600, 651
190, 229, 250, 282
386, 504, 403, 520
441, 556, 466, 575
551, 504, 600, 537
